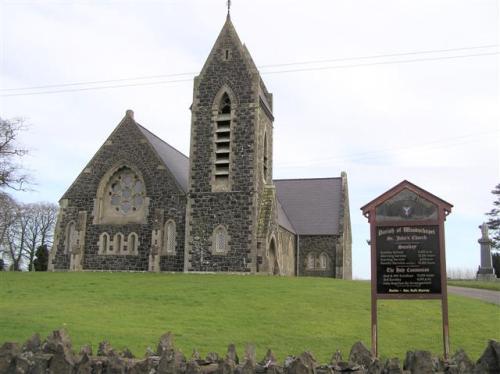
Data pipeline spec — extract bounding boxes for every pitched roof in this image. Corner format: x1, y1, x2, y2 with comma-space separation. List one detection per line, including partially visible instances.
277, 200, 296, 234
274, 178, 343, 235
136, 124, 189, 193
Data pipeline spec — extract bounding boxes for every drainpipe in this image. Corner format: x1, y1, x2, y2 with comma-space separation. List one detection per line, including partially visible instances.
296, 234, 300, 276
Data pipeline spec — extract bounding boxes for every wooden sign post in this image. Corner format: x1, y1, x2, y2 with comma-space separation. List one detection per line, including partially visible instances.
361, 180, 453, 359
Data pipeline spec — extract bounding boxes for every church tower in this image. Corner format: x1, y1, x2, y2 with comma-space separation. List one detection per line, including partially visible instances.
184, 13, 276, 273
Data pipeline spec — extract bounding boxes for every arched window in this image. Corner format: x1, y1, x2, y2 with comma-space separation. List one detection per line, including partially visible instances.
65, 221, 77, 254
98, 232, 110, 254
128, 232, 139, 254
306, 253, 315, 270
114, 233, 124, 254
319, 253, 328, 270
219, 93, 231, 114
213, 89, 234, 191
163, 220, 176, 254
95, 164, 148, 225
213, 225, 228, 254
108, 167, 145, 214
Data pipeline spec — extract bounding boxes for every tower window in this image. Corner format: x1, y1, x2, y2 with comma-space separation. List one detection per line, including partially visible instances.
214, 92, 233, 189
212, 225, 229, 254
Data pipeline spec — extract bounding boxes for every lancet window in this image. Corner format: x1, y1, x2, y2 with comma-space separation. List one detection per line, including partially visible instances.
213, 91, 233, 190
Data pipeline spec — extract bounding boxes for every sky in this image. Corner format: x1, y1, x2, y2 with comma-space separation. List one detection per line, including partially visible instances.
0, 0, 498, 279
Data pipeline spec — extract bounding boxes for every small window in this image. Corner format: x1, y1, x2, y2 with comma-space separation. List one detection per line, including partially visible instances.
114, 233, 124, 253
128, 232, 139, 254
164, 220, 176, 254
219, 93, 231, 115
98, 232, 110, 254
319, 253, 328, 270
213, 226, 228, 254
65, 221, 77, 253
306, 253, 315, 270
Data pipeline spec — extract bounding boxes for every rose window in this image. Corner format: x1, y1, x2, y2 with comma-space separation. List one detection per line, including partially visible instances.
107, 168, 145, 214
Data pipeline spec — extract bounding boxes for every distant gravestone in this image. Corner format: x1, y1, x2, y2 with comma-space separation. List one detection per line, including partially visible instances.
476, 223, 497, 281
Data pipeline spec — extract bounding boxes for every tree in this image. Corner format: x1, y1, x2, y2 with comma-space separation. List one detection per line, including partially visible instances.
0, 201, 58, 271
0, 117, 29, 191
33, 244, 49, 271
492, 253, 500, 278
0, 258, 4, 271
485, 183, 500, 251
24, 203, 58, 271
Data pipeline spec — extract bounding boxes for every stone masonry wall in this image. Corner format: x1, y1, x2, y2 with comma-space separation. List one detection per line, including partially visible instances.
52, 116, 186, 272
299, 235, 338, 277
186, 19, 263, 273
1, 329, 498, 374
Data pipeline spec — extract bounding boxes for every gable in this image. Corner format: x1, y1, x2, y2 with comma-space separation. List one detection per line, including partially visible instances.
274, 178, 343, 235
61, 112, 189, 200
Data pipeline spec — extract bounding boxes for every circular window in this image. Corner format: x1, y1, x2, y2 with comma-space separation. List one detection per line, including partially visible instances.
107, 168, 145, 215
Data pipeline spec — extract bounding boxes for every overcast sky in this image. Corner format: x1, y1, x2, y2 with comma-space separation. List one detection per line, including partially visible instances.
0, 0, 498, 279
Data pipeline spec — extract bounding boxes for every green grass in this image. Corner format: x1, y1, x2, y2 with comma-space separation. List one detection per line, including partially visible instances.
0, 273, 498, 362
448, 279, 500, 291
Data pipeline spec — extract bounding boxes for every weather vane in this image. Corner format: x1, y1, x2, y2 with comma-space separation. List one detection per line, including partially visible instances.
227, 0, 231, 15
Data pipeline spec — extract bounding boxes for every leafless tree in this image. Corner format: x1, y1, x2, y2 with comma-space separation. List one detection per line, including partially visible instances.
0, 117, 30, 191
0, 200, 58, 271
24, 203, 58, 271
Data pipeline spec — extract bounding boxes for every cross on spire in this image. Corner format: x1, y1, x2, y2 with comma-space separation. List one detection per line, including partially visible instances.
227, 0, 231, 16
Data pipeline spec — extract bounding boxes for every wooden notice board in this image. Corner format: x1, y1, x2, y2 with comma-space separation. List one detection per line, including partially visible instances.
361, 180, 453, 358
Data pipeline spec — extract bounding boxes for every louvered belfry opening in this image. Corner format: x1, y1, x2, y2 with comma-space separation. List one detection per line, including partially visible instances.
215, 93, 232, 187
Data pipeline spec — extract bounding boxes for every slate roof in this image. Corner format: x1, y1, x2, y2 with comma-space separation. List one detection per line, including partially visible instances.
274, 178, 343, 235
277, 200, 296, 234
136, 124, 190, 193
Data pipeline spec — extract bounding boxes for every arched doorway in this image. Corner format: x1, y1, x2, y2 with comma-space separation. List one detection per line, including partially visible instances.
268, 238, 280, 275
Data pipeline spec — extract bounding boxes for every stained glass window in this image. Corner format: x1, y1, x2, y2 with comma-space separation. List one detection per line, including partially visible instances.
107, 167, 145, 215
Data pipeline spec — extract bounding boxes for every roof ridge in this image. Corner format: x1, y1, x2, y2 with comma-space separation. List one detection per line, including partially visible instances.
135, 123, 188, 160
273, 177, 341, 182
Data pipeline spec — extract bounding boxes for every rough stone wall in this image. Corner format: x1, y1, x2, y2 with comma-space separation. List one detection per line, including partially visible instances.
51, 115, 186, 272
2, 329, 498, 374
299, 235, 338, 277
185, 19, 268, 273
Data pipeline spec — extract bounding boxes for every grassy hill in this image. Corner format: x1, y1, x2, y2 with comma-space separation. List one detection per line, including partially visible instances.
0, 272, 498, 361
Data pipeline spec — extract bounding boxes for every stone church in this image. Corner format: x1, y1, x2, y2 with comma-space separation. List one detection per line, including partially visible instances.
48, 14, 352, 278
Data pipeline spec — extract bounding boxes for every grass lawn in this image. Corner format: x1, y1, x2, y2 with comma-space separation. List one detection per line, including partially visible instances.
448, 279, 500, 292
0, 273, 498, 362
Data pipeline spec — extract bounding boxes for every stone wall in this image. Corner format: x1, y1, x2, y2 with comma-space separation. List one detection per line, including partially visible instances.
299, 235, 338, 278
51, 115, 187, 272
1, 329, 498, 374
185, 18, 273, 274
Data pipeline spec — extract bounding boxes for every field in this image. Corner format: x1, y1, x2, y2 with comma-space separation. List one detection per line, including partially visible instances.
447, 279, 500, 291
0, 273, 498, 362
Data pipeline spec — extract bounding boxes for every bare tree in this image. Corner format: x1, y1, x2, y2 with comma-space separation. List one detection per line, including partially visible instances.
0, 200, 58, 271
0, 117, 29, 191
24, 202, 58, 271
3, 203, 29, 271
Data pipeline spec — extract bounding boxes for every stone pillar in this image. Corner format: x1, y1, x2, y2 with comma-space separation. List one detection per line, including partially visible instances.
476, 223, 497, 280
